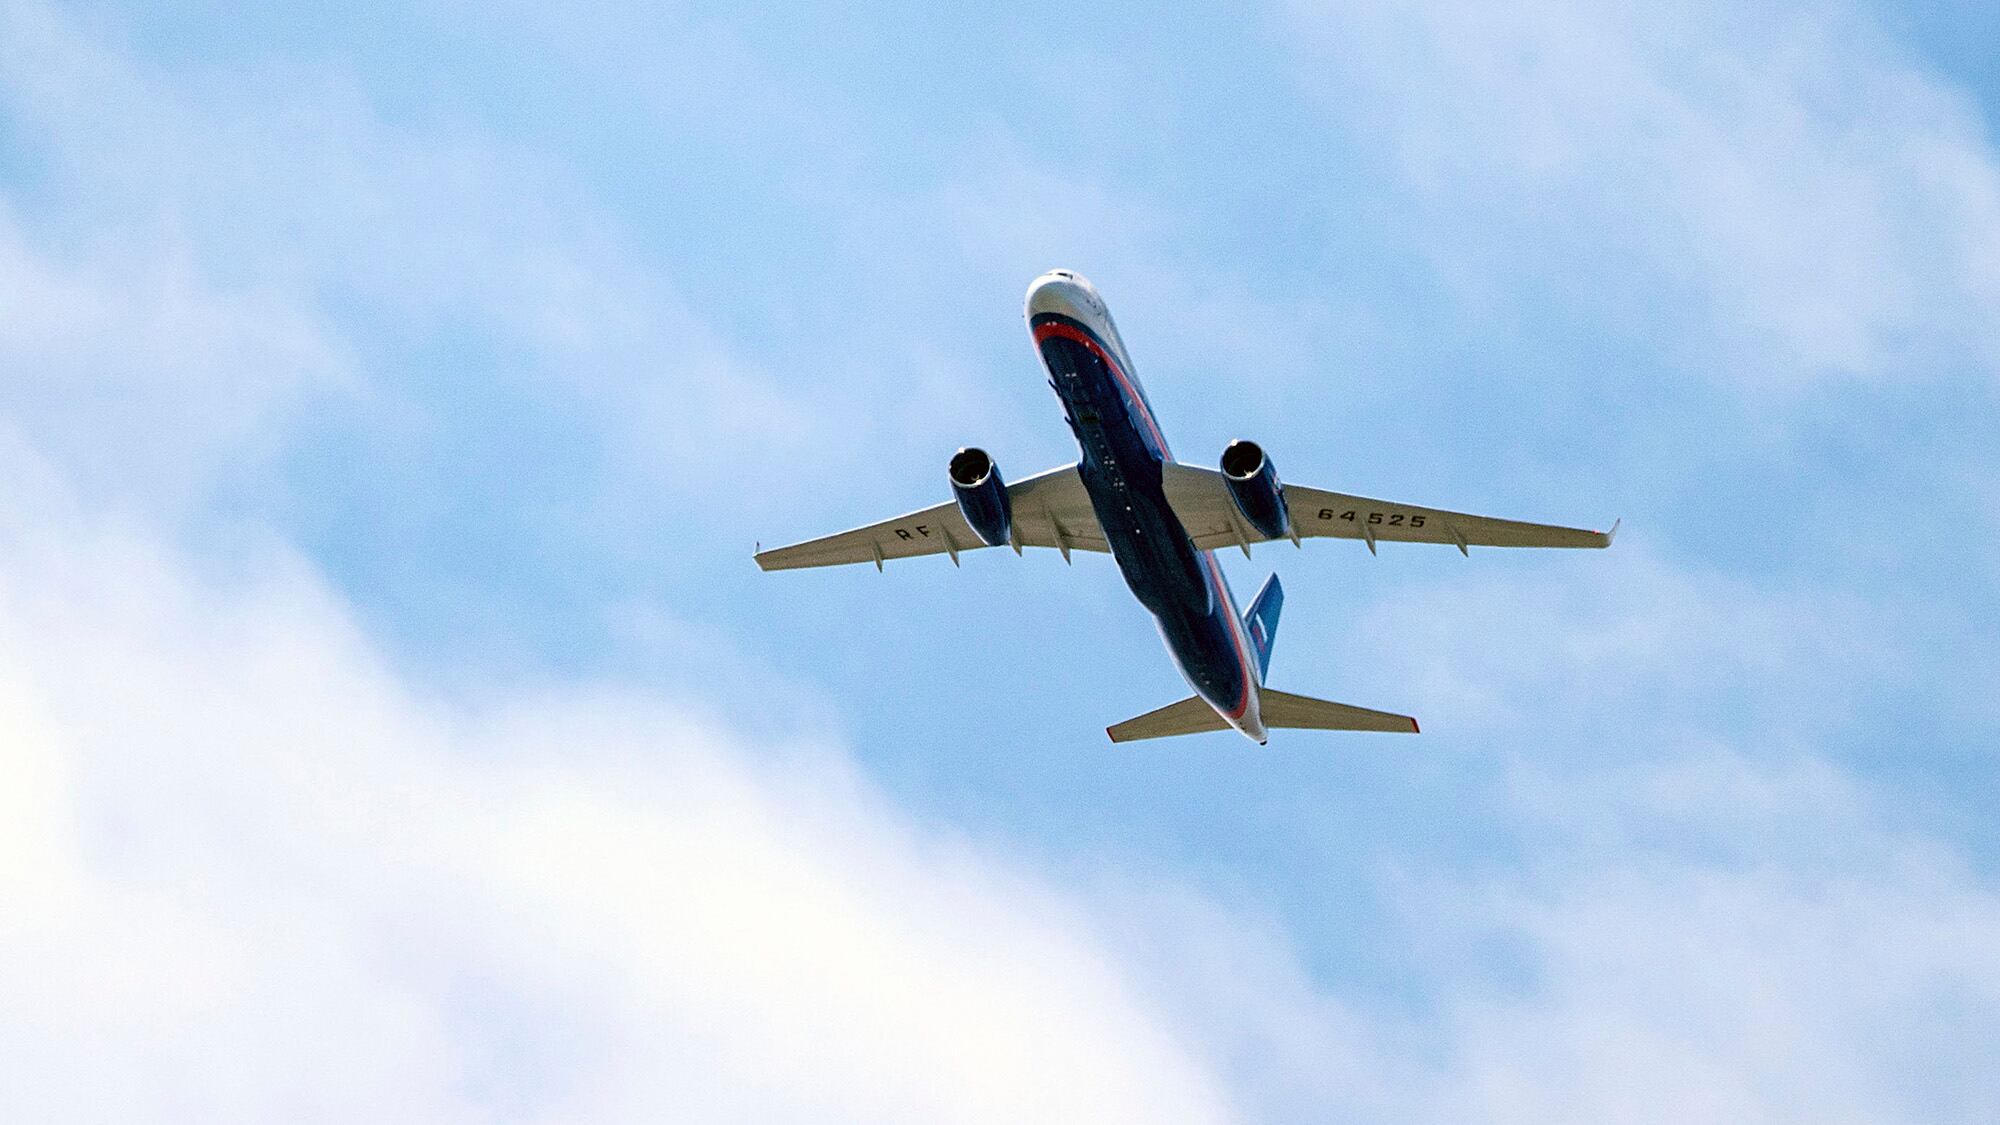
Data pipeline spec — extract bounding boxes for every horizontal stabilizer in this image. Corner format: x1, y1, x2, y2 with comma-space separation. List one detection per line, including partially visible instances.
1106, 688, 1420, 742
1106, 696, 1229, 742
1260, 688, 1419, 734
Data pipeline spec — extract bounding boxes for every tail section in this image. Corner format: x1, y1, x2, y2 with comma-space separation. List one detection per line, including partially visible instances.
1106, 686, 1419, 742
1243, 574, 1283, 680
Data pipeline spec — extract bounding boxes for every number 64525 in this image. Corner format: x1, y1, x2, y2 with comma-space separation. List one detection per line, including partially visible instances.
1318, 509, 1426, 528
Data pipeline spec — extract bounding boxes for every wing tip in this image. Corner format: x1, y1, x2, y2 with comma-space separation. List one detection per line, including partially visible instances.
1409, 716, 1421, 734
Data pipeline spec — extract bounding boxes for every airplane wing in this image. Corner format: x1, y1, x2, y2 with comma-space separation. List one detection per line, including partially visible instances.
1160, 463, 1615, 555
755, 463, 1108, 571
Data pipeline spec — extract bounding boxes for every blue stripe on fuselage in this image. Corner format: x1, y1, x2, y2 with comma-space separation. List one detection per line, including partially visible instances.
1030, 312, 1256, 721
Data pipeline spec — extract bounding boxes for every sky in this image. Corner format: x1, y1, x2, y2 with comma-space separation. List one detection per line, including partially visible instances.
2, 0, 1998, 1120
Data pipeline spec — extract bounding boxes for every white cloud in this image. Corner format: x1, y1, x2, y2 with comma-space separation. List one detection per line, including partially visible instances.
0, 495, 1235, 1123
1285, 0, 2000, 387
7, 491, 1995, 1121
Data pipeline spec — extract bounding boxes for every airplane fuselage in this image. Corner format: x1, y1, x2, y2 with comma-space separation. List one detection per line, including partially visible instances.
1026, 271, 1269, 743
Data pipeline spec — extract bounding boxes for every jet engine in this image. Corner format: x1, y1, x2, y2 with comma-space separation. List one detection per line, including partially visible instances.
1219, 439, 1291, 540
949, 447, 1014, 547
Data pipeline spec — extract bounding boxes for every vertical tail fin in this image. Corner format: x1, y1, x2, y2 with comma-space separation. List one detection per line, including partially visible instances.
1243, 574, 1283, 680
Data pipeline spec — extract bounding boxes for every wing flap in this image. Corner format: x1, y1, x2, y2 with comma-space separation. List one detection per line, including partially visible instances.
756, 463, 1108, 571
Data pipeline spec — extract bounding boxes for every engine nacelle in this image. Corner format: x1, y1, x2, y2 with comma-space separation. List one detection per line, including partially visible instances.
949, 447, 1013, 547
1219, 439, 1291, 541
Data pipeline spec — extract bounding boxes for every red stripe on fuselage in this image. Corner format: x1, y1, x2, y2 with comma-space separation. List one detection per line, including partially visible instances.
1031, 319, 1173, 460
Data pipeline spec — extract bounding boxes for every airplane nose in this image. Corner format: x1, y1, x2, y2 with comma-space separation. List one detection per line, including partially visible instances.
1025, 269, 1102, 321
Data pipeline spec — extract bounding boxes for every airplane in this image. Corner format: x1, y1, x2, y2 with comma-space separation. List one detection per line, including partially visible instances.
756, 270, 1615, 743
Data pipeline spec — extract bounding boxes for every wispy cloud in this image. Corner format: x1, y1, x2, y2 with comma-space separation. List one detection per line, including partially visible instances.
1398, 749, 2000, 1123
1285, 0, 2000, 388
0, 0, 850, 523
1292, 543, 2000, 1122
1334, 547, 1907, 741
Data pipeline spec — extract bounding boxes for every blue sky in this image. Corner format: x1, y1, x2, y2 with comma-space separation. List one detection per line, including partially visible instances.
3, 0, 1998, 1119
